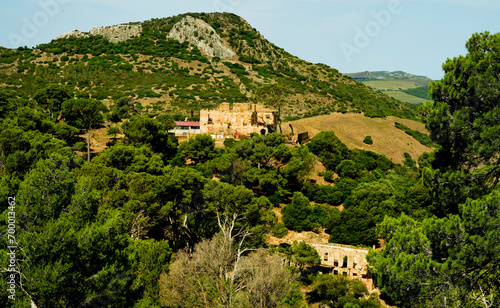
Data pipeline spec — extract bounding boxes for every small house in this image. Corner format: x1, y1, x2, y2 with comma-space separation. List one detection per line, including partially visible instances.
168, 121, 201, 137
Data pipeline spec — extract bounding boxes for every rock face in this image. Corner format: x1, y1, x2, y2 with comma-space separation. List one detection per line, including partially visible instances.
56, 24, 142, 43
89, 24, 142, 43
55, 30, 89, 40
167, 16, 235, 59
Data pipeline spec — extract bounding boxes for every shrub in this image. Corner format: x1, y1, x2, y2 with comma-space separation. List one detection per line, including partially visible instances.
271, 222, 289, 238
364, 111, 385, 118
336, 159, 358, 178
323, 170, 334, 182
316, 186, 344, 206
338, 106, 348, 114
394, 122, 436, 147
282, 192, 314, 232
307, 275, 381, 307
73, 141, 86, 152
363, 135, 373, 145
307, 131, 350, 171
239, 55, 260, 64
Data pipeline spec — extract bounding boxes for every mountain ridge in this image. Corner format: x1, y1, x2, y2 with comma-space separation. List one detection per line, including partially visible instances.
0, 12, 420, 121
346, 70, 433, 82
345, 70, 432, 104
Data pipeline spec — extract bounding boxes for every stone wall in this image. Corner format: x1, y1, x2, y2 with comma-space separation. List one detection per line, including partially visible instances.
311, 243, 374, 291
200, 103, 277, 138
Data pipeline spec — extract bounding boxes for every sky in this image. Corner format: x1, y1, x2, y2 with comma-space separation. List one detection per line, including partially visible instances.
1, 0, 499, 80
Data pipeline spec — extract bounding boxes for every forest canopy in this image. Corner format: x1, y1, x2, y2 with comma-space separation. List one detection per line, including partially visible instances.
0, 16, 498, 307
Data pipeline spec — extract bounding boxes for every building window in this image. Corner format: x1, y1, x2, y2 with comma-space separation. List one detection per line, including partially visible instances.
324, 252, 328, 261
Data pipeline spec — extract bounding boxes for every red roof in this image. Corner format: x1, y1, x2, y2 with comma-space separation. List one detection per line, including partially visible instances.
175, 121, 200, 127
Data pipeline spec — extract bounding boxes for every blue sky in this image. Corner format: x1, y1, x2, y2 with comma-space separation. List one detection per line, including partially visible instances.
1, 0, 499, 80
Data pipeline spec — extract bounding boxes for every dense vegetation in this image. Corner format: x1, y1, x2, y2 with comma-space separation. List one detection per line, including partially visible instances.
298, 131, 430, 247
402, 85, 431, 100
0, 11, 498, 307
394, 121, 437, 147
0, 79, 423, 307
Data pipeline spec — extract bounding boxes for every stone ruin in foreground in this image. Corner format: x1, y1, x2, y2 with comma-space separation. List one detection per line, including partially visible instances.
311, 243, 374, 291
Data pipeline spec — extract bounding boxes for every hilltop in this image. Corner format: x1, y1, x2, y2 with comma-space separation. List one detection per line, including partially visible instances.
0, 12, 419, 120
346, 70, 433, 104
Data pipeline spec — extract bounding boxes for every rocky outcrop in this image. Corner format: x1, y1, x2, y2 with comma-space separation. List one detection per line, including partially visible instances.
55, 16, 234, 58
89, 24, 142, 43
56, 24, 142, 43
167, 16, 235, 59
55, 30, 88, 40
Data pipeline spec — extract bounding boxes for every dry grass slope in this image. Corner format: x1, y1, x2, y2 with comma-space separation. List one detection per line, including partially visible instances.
283, 113, 433, 163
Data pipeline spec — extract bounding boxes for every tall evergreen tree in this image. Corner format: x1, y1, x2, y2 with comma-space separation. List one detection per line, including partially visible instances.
61, 98, 107, 161
421, 31, 500, 215
370, 32, 500, 307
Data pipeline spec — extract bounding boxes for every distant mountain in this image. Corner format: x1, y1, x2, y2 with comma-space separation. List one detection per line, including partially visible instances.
346, 71, 433, 104
0, 13, 419, 120
346, 71, 432, 83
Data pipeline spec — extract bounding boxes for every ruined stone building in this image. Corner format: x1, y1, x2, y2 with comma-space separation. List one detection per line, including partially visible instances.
199, 103, 277, 139
311, 243, 374, 291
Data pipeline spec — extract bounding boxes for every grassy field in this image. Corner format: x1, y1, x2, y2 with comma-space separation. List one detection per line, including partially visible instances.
363, 79, 430, 91
283, 113, 433, 163
359, 76, 432, 104
382, 90, 428, 104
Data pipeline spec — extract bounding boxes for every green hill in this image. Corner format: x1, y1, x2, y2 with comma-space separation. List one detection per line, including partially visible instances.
0, 13, 419, 120
346, 70, 433, 104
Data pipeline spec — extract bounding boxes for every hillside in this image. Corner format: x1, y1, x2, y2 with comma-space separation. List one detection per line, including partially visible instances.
0, 13, 419, 120
282, 113, 432, 163
346, 70, 433, 104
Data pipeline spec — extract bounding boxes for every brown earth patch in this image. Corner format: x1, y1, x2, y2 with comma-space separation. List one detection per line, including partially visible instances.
269, 204, 330, 246
267, 229, 330, 246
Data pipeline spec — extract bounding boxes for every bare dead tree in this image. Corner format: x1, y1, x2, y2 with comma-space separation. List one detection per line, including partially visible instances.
159, 234, 298, 308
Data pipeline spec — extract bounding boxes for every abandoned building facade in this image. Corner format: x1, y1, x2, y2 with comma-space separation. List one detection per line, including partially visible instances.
311, 243, 374, 291
199, 103, 278, 138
